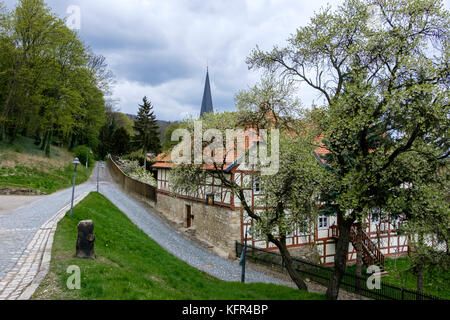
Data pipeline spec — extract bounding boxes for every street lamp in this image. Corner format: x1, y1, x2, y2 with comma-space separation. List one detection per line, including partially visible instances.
239, 224, 255, 283
70, 157, 81, 218
97, 162, 105, 192
86, 149, 93, 171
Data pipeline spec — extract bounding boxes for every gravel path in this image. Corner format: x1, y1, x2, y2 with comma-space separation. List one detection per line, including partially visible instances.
99, 177, 293, 286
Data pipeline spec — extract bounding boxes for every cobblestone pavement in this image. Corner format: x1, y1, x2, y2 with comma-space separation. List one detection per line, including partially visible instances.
0, 196, 45, 216
0, 167, 97, 300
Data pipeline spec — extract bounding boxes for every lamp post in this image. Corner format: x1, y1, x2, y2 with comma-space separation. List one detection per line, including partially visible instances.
70, 157, 81, 218
239, 224, 254, 283
86, 149, 93, 171
97, 162, 104, 192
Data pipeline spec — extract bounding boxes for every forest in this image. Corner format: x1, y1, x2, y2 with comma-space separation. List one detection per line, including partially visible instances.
0, 0, 112, 156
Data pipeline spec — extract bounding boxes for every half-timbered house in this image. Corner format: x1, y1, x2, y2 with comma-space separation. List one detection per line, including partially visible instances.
151, 68, 411, 267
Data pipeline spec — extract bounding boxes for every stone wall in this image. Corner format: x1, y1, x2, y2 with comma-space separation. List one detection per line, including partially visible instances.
156, 193, 241, 258
288, 244, 322, 264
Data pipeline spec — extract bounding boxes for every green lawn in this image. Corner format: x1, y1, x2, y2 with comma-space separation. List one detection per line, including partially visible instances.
346, 257, 450, 299
0, 136, 93, 194
33, 192, 325, 300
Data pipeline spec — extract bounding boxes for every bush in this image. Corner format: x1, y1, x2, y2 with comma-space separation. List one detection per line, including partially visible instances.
72, 145, 95, 167
122, 150, 156, 170
116, 159, 157, 186
116, 159, 140, 175
13, 144, 24, 153
122, 150, 146, 166
129, 167, 157, 186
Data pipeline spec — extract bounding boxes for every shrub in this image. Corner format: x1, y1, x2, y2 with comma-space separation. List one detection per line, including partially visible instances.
13, 144, 24, 153
116, 159, 157, 186
72, 145, 95, 167
117, 159, 140, 175
122, 151, 146, 166
129, 167, 157, 186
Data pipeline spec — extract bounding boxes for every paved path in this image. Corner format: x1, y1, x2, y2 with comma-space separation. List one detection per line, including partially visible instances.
0, 196, 45, 216
0, 168, 97, 299
0, 163, 293, 300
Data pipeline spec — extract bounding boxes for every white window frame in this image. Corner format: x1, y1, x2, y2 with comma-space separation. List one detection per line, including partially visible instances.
370, 208, 381, 224
318, 216, 329, 230
253, 176, 261, 195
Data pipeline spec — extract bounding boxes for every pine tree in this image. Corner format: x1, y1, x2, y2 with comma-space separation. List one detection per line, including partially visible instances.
133, 96, 161, 168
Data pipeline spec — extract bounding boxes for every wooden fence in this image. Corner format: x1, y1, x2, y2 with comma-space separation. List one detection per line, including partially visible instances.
108, 155, 157, 203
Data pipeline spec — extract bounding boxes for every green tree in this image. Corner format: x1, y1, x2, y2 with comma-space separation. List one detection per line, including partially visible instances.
247, 0, 449, 299
0, 0, 108, 156
133, 96, 161, 168
389, 163, 449, 295
111, 127, 131, 156
0, 0, 55, 141
113, 112, 135, 137
169, 103, 324, 291
162, 122, 182, 151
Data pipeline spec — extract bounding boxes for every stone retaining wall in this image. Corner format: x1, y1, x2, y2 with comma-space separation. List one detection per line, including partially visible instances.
156, 193, 241, 258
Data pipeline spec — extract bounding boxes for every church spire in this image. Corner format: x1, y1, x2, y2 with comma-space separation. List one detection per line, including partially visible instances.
200, 67, 213, 117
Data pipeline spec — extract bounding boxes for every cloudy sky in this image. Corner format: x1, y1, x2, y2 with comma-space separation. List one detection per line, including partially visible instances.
3, 0, 449, 121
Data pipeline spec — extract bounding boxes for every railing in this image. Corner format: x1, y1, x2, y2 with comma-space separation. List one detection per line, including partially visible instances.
108, 155, 157, 202
236, 241, 440, 300
329, 225, 338, 238
350, 225, 385, 269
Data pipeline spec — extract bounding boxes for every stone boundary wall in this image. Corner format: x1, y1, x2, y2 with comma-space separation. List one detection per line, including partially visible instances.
108, 156, 156, 202
156, 192, 241, 258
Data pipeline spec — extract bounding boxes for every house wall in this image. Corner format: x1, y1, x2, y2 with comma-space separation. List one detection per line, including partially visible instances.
155, 166, 412, 266
156, 192, 241, 258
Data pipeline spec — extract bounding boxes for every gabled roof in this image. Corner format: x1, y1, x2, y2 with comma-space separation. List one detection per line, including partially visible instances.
152, 113, 331, 172
152, 128, 261, 171
200, 69, 213, 117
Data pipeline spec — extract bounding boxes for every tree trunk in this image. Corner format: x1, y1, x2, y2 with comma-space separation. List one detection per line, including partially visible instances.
355, 222, 363, 292
268, 234, 308, 291
416, 262, 424, 299
144, 149, 147, 169
40, 130, 49, 150
326, 214, 354, 300
0, 64, 21, 142
45, 129, 52, 157
69, 133, 76, 150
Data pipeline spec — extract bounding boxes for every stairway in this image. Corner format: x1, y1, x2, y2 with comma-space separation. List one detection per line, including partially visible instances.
349, 224, 387, 275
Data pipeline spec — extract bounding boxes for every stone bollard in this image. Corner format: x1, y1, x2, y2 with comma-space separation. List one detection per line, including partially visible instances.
76, 220, 95, 259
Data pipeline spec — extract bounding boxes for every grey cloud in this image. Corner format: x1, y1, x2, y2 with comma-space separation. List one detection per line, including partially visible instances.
11, 0, 431, 120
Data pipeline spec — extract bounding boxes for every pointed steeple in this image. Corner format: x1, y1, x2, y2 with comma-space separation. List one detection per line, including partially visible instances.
200, 67, 213, 117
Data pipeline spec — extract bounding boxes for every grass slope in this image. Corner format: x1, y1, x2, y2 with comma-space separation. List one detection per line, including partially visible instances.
0, 136, 93, 194
33, 192, 325, 300
346, 257, 449, 299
